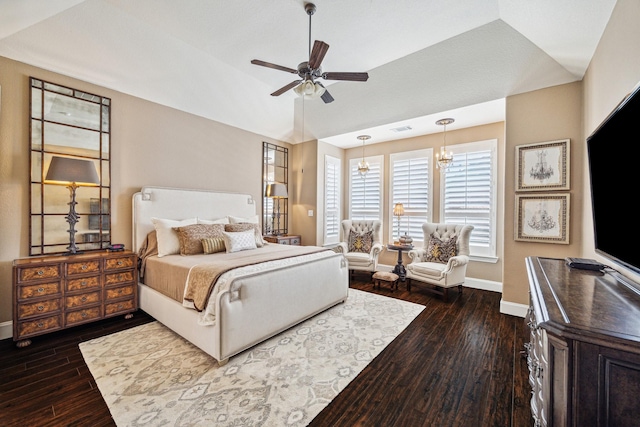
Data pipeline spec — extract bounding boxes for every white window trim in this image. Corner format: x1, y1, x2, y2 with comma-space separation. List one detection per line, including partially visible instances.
323, 155, 341, 246
389, 149, 433, 244
348, 154, 384, 221
439, 139, 497, 259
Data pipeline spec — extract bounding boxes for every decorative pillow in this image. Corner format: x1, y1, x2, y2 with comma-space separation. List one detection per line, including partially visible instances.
348, 230, 373, 253
425, 234, 458, 263
173, 224, 225, 255
222, 230, 257, 253
197, 217, 229, 225
225, 223, 264, 247
201, 237, 226, 254
151, 217, 197, 257
228, 215, 259, 224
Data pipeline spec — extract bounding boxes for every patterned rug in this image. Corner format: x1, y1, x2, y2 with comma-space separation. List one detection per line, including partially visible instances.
79, 289, 424, 426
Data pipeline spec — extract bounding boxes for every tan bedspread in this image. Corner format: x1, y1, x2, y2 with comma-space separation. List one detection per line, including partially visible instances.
184, 245, 329, 311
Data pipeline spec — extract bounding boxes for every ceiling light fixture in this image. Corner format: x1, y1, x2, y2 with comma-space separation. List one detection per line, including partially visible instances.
293, 78, 326, 99
435, 118, 455, 172
357, 135, 371, 177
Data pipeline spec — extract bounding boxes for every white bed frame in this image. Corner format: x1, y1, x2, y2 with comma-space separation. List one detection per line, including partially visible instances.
132, 186, 349, 364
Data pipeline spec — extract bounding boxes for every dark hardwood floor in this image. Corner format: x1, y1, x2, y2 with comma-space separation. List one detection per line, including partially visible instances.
0, 277, 533, 427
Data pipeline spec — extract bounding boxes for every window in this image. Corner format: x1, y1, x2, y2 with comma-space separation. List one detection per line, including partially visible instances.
349, 155, 383, 220
390, 149, 432, 243
324, 155, 341, 245
440, 139, 497, 258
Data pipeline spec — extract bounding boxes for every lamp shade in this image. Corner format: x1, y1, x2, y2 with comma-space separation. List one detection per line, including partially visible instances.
393, 203, 405, 216
45, 156, 100, 186
265, 183, 288, 198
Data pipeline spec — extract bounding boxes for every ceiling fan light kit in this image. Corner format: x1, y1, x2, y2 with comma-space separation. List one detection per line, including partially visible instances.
251, 2, 368, 103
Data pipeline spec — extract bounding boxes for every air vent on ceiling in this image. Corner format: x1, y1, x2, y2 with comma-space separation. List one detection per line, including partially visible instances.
390, 125, 412, 132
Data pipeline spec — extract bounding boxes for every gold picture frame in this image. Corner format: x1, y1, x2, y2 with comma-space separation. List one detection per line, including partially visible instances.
516, 139, 569, 191
515, 193, 570, 244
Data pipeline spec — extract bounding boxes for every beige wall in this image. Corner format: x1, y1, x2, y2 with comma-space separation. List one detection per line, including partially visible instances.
340, 122, 505, 284
503, 82, 583, 305
0, 56, 290, 323
582, 0, 640, 283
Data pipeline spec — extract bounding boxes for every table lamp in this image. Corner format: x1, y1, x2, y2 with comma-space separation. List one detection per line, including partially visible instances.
265, 182, 288, 235
393, 203, 404, 243
45, 156, 100, 254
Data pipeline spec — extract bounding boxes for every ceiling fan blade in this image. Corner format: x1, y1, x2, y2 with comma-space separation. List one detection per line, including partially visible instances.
251, 59, 297, 74
322, 72, 369, 82
316, 82, 334, 104
270, 80, 302, 96
308, 40, 330, 70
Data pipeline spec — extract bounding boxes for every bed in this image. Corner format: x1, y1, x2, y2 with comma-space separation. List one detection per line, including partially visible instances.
132, 186, 349, 365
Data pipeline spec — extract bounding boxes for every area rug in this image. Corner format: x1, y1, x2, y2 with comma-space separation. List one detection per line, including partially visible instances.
79, 289, 424, 426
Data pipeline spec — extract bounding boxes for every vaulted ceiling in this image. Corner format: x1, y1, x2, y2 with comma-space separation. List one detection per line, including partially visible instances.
0, 0, 617, 147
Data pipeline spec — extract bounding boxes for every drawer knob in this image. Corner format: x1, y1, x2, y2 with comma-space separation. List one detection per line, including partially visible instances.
81, 296, 87, 302
37, 305, 44, 311
118, 289, 123, 294
81, 265, 88, 270
81, 312, 87, 318
37, 287, 44, 293
81, 280, 87, 286
117, 261, 123, 266
37, 322, 43, 328
118, 304, 123, 309
37, 270, 44, 276
118, 274, 123, 281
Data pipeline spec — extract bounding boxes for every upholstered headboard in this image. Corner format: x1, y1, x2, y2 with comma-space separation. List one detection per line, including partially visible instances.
132, 186, 256, 253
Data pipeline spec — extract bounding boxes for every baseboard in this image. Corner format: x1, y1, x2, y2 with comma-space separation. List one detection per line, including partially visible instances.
500, 299, 528, 318
378, 264, 503, 294
0, 320, 12, 340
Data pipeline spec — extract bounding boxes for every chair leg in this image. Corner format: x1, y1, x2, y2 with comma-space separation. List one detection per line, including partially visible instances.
443, 287, 449, 302
406, 278, 411, 292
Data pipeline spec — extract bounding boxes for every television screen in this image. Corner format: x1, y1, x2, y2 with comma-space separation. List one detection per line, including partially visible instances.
587, 83, 640, 274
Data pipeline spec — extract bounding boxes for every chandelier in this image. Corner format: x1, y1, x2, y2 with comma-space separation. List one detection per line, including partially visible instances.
357, 135, 371, 176
435, 118, 454, 171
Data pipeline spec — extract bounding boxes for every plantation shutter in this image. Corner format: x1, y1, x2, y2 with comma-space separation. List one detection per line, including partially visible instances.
390, 150, 431, 243
324, 155, 341, 245
349, 155, 383, 221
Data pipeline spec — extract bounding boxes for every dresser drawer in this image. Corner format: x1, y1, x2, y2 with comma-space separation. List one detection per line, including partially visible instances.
17, 298, 62, 320
65, 307, 102, 326
18, 281, 62, 300
18, 265, 60, 283
65, 291, 101, 309
66, 275, 101, 291
67, 260, 100, 276
105, 284, 135, 301
105, 271, 134, 286
105, 256, 135, 271
105, 298, 135, 316
17, 315, 62, 338
288, 237, 301, 245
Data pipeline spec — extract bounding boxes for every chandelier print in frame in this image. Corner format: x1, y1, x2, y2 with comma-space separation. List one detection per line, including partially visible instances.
515, 193, 570, 244
516, 139, 569, 191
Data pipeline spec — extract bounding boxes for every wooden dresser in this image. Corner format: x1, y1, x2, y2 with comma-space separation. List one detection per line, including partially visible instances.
263, 235, 301, 245
525, 257, 640, 426
13, 250, 138, 347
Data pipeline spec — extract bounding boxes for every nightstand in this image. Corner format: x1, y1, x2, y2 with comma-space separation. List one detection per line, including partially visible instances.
263, 235, 301, 246
13, 250, 138, 347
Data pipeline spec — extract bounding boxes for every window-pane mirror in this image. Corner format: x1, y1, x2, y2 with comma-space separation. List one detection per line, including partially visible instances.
30, 77, 111, 255
262, 142, 288, 235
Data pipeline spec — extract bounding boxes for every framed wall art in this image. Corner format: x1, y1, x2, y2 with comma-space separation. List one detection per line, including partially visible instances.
516, 139, 569, 191
515, 193, 570, 244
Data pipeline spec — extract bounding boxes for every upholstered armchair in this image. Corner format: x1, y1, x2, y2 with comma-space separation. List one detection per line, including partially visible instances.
406, 223, 474, 301
335, 220, 384, 279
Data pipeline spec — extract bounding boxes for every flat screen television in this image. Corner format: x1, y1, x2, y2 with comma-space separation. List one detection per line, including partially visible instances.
587, 82, 640, 275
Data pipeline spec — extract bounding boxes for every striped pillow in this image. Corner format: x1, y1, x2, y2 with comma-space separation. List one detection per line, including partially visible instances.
201, 237, 226, 254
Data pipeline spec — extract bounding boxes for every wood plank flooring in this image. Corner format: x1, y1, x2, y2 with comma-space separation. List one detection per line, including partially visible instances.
0, 278, 533, 426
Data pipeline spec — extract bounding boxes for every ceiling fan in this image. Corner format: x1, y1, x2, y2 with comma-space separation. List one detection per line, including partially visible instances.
250, 2, 369, 104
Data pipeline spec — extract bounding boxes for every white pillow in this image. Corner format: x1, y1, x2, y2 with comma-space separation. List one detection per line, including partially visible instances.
222, 230, 257, 253
198, 217, 229, 225
228, 214, 259, 224
151, 217, 197, 257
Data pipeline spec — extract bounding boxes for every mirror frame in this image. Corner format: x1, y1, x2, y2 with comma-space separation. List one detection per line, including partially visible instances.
262, 142, 288, 236
29, 77, 111, 255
